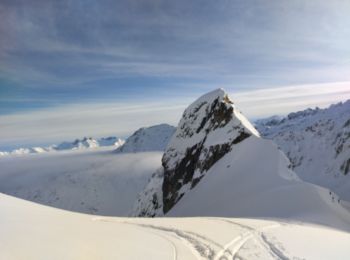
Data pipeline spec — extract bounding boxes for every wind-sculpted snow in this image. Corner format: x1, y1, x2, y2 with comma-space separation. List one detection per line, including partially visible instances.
1, 193, 350, 260
255, 100, 350, 202
115, 124, 176, 153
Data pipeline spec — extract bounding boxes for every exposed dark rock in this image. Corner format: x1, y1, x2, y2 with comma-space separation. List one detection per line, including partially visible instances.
132, 89, 258, 217
341, 158, 350, 175
161, 91, 255, 214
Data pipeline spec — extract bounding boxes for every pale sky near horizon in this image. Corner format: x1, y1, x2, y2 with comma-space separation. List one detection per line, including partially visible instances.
1, 0, 350, 149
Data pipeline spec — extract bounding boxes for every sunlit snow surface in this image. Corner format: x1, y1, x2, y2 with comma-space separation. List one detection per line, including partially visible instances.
1, 193, 350, 260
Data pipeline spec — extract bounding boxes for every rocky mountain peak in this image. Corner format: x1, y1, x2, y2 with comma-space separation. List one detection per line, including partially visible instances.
132, 89, 259, 216
161, 89, 259, 213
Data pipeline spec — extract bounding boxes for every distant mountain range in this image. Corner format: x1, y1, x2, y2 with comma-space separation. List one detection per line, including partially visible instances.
1, 91, 349, 227
0, 136, 125, 156
255, 100, 350, 202
1, 124, 177, 157
1, 89, 350, 259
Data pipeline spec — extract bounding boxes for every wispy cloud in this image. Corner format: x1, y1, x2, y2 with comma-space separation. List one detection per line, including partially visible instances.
0, 0, 349, 148
233, 81, 350, 118
0, 81, 349, 149
0, 0, 349, 95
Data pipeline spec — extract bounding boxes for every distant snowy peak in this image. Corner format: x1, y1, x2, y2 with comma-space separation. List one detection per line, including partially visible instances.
98, 136, 125, 147
116, 124, 176, 153
133, 88, 260, 216
8, 147, 54, 156
54, 137, 99, 150
255, 100, 350, 200
54, 136, 124, 150
0, 136, 124, 156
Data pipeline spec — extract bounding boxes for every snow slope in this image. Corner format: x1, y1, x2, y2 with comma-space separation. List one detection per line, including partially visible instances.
0, 136, 125, 156
255, 100, 350, 202
116, 123, 176, 153
0, 147, 161, 216
133, 89, 350, 231
168, 136, 350, 230
1, 193, 350, 260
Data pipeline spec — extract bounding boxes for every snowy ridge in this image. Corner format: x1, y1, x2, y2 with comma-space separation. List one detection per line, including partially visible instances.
133, 89, 259, 216
0, 136, 125, 156
132, 89, 350, 230
115, 124, 176, 153
255, 100, 350, 201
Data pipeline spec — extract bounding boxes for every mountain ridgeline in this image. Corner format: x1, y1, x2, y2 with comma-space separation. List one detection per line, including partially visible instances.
255, 100, 350, 201
160, 89, 259, 213
115, 124, 176, 153
132, 89, 257, 216
132, 89, 350, 229
0, 136, 125, 156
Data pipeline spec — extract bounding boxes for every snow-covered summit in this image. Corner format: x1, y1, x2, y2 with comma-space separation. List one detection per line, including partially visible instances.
161, 88, 259, 212
54, 137, 99, 150
115, 124, 175, 153
133, 89, 261, 216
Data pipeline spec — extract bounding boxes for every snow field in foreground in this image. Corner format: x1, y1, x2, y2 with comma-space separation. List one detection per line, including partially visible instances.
1, 193, 350, 260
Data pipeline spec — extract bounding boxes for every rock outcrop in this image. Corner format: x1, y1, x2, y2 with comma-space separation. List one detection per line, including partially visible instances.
132, 88, 259, 216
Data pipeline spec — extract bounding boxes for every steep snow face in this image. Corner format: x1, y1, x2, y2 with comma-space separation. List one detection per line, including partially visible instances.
133, 89, 260, 216
116, 124, 176, 153
131, 169, 165, 217
255, 100, 350, 201
168, 136, 350, 229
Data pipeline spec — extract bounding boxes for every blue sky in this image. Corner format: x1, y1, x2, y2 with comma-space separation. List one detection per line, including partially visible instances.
0, 0, 350, 149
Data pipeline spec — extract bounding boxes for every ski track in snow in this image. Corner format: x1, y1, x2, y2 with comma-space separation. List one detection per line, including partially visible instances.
94, 217, 217, 259
93, 217, 294, 260
123, 222, 213, 260
93, 218, 206, 259
210, 218, 287, 260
